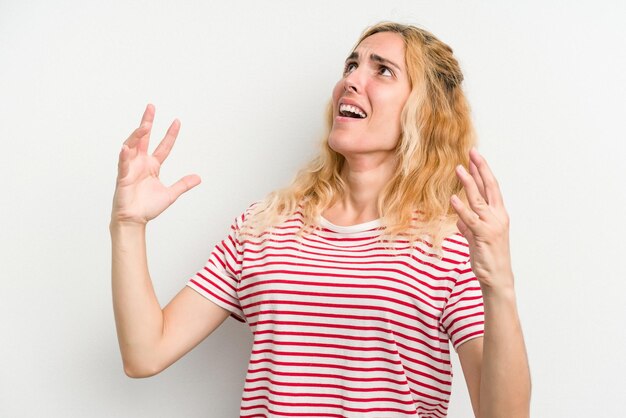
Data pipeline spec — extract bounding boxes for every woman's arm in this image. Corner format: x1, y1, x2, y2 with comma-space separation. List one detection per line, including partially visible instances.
457, 287, 530, 417
111, 104, 228, 377
480, 285, 530, 417
451, 148, 531, 417
111, 222, 231, 377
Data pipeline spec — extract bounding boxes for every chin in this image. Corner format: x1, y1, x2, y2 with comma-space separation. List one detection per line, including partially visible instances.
328, 131, 397, 157
327, 132, 358, 156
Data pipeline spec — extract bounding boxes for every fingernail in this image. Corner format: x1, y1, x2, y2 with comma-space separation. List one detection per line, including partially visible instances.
456, 164, 466, 175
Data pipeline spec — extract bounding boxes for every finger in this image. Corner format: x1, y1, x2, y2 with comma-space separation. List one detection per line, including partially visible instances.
117, 144, 130, 179
152, 119, 181, 164
124, 104, 154, 149
139, 103, 156, 126
456, 216, 470, 239
469, 159, 487, 202
167, 174, 201, 203
124, 124, 151, 149
450, 194, 483, 234
455, 164, 491, 219
469, 148, 504, 208
137, 104, 155, 154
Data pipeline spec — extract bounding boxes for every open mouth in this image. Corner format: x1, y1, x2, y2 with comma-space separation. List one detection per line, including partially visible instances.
339, 103, 367, 119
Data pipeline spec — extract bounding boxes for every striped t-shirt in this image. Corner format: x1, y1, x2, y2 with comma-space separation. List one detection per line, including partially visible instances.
187, 211, 485, 418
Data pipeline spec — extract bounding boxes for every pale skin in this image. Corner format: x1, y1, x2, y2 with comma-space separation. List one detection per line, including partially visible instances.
451, 152, 532, 418
325, 32, 531, 417
111, 32, 530, 417
111, 104, 231, 377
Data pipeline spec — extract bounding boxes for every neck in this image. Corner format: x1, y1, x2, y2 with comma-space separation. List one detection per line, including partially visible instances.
323, 152, 397, 225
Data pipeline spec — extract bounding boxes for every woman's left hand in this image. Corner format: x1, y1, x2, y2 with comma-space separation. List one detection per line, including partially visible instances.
450, 148, 514, 292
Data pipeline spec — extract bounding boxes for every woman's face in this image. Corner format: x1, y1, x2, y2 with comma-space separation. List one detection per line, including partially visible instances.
328, 31, 411, 161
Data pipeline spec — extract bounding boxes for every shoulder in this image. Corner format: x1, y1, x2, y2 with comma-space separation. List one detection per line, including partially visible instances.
231, 201, 263, 229
425, 221, 471, 265
442, 230, 470, 258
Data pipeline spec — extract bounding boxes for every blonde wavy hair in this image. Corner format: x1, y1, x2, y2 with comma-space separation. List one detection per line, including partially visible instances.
242, 22, 476, 255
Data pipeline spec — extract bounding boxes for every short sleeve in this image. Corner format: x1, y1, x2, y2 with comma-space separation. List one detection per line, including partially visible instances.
186, 214, 246, 323
440, 259, 485, 351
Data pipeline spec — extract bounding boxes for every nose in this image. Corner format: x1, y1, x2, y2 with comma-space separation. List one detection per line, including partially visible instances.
344, 78, 358, 93
343, 68, 363, 94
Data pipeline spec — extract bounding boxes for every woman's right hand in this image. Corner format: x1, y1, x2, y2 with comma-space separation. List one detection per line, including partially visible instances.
111, 104, 201, 225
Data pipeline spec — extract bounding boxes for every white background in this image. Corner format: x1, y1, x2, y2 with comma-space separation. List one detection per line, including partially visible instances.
1, 1, 625, 417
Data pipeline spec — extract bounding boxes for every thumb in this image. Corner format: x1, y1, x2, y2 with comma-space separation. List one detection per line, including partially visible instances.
117, 144, 130, 179
168, 174, 202, 203
456, 218, 470, 239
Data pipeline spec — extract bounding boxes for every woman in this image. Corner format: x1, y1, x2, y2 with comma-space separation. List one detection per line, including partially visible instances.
111, 22, 531, 417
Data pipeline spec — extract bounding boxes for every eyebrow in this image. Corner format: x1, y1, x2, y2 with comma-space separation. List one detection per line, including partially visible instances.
346, 51, 402, 72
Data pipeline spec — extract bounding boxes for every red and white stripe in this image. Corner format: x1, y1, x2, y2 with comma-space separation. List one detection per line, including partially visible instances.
187, 211, 484, 417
